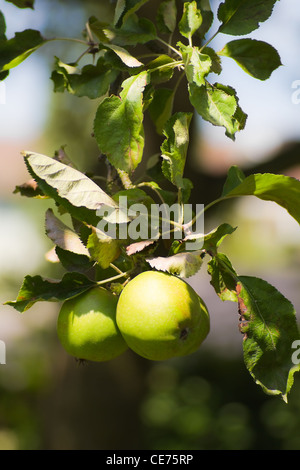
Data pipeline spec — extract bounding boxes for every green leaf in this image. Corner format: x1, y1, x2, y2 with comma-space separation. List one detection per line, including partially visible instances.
161, 112, 193, 188
86, 226, 122, 269
179, 43, 212, 87
102, 43, 143, 68
5, 0, 34, 8
0, 29, 45, 72
103, 15, 157, 46
94, 71, 148, 173
237, 276, 300, 402
217, 0, 277, 36
207, 252, 237, 301
179, 1, 202, 41
147, 251, 204, 278
184, 223, 236, 255
45, 209, 90, 256
219, 39, 282, 80
13, 178, 47, 198
195, 0, 213, 39
0, 11, 6, 40
114, 0, 150, 27
223, 172, 300, 226
51, 57, 119, 99
5, 272, 97, 313
147, 55, 176, 84
221, 165, 245, 196
148, 88, 175, 135
156, 0, 177, 34
55, 246, 94, 273
189, 82, 238, 138
23, 151, 119, 225
202, 46, 222, 75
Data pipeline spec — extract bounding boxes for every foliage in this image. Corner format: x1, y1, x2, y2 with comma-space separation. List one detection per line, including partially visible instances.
2, 0, 300, 402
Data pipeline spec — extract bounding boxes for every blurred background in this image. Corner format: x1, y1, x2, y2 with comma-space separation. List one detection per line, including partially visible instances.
1, 0, 300, 450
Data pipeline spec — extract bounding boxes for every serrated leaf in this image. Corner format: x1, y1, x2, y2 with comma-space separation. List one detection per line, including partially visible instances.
219, 39, 282, 80
221, 165, 245, 196
195, 0, 213, 39
99, 15, 157, 46
5, 272, 97, 313
217, 0, 277, 36
0, 11, 6, 40
223, 172, 300, 226
207, 252, 238, 301
156, 0, 177, 34
147, 55, 176, 85
161, 112, 193, 188
102, 43, 143, 68
55, 246, 94, 273
147, 251, 203, 278
189, 81, 237, 138
114, 0, 150, 27
94, 71, 148, 173
24, 152, 118, 212
51, 57, 119, 99
0, 29, 45, 72
237, 276, 300, 402
179, 1, 202, 40
179, 43, 212, 87
86, 226, 122, 269
126, 239, 155, 256
13, 178, 46, 198
5, 0, 34, 8
201, 46, 222, 74
148, 88, 175, 135
45, 209, 90, 256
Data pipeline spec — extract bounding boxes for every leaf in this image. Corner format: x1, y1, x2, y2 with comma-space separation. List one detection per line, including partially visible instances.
189, 81, 237, 138
147, 251, 204, 278
0, 11, 6, 40
126, 239, 156, 256
161, 112, 193, 188
236, 276, 300, 402
223, 172, 300, 226
23, 151, 122, 225
207, 252, 238, 301
94, 71, 148, 173
179, 43, 212, 87
195, 0, 213, 39
5, 272, 97, 313
179, 1, 202, 40
217, 0, 277, 36
24, 151, 118, 211
101, 43, 143, 68
45, 209, 90, 256
221, 165, 245, 196
114, 0, 150, 27
13, 178, 46, 198
5, 0, 34, 8
51, 57, 119, 99
202, 46, 222, 75
96, 15, 157, 46
147, 55, 176, 85
0, 29, 45, 72
86, 226, 121, 269
219, 39, 282, 80
148, 88, 175, 135
156, 0, 177, 34
55, 246, 94, 273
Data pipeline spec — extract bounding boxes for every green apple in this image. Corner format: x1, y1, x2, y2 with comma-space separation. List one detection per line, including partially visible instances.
57, 287, 128, 362
116, 271, 210, 361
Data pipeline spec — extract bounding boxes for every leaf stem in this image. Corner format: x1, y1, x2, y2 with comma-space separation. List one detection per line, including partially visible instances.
199, 29, 220, 52
96, 271, 131, 286
156, 37, 182, 58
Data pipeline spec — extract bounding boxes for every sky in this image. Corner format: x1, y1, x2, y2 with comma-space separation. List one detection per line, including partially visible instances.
0, 0, 299, 160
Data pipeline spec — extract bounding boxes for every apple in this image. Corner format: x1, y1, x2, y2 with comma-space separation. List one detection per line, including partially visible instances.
57, 287, 128, 362
116, 271, 210, 361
